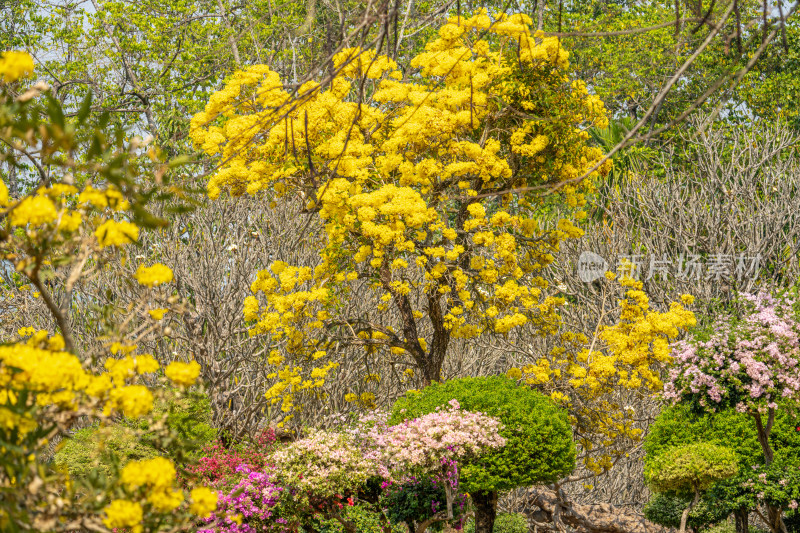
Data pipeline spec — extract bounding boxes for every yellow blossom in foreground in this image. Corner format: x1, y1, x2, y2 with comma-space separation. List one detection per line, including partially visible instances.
148, 308, 168, 320
0, 178, 8, 206
95, 219, 139, 248
135, 263, 174, 287
149, 489, 183, 512
103, 500, 143, 533
133, 354, 160, 374
121, 456, 176, 491
0, 51, 35, 83
165, 360, 201, 386
9, 196, 57, 227
108, 385, 153, 418
190, 487, 219, 518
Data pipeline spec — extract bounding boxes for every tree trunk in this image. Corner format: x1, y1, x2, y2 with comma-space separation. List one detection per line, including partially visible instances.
679, 490, 701, 533
472, 490, 498, 533
734, 508, 749, 533
753, 409, 786, 533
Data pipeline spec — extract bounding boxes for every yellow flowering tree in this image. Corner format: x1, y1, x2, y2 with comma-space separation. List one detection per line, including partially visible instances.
192, 13, 612, 412
0, 51, 216, 531
190, 12, 699, 490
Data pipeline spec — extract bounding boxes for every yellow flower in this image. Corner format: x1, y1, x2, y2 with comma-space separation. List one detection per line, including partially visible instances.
680, 294, 695, 305
9, 196, 57, 226
121, 457, 176, 491
149, 489, 183, 512
57, 211, 82, 232
190, 487, 219, 518
108, 385, 154, 417
0, 178, 8, 206
133, 354, 160, 374
95, 219, 139, 248
135, 264, 174, 287
506, 367, 523, 380
0, 51, 35, 83
165, 360, 201, 386
148, 308, 168, 320
103, 500, 143, 532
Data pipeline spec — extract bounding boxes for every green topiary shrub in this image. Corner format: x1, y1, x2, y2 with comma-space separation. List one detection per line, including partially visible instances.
646, 442, 738, 495
645, 442, 738, 533
390, 375, 575, 533
643, 491, 733, 530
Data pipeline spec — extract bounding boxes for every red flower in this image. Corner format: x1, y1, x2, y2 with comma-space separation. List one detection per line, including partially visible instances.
347, 497, 354, 506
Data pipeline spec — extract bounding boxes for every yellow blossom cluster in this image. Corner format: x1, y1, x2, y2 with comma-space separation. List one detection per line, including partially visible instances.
0, 181, 141, 253
520, 277, 696, 473
164, 360, 202, 387
0, 52, 215, 531
192, 13, 612, 413
135, 263, 174, 287
0, 51, 34, 83
103, 459, 218, 529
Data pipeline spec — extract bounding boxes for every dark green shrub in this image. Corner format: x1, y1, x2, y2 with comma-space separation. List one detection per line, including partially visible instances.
382, 478, 468, 532
390, 376, 576, 493
391, 376, 575, 533
644, 404, 800, 531
643, 491, 733, 529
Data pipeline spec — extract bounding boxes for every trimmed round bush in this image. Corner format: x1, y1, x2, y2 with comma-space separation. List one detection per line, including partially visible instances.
646, 442, 738, 494
390, 375, 575, 493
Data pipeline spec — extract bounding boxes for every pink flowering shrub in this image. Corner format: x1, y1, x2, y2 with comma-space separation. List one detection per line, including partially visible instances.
198, 464, 288, 533
368, 400, 506, 477
194, 405, 505, 533
664, 291, 800, 413
271, 430, 381, 498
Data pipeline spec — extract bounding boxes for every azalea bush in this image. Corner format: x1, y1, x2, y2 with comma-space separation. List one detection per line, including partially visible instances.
200, 401, 505, 533
198, 465, 287, 533
186, 429, 278, 489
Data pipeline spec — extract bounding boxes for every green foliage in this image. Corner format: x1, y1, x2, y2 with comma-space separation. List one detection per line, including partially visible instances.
462, 512, 528, 533
643, 491, 734, 530
645, 442, 738, 494
390, 376, 576, 493
644, 404, 800, 529
645, 404, 800, 471
54, 390, 215, 478
382, 478, 467, 530
148, 390, 217, 461
315, 503, 406, 533
54, 423, 157, 479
